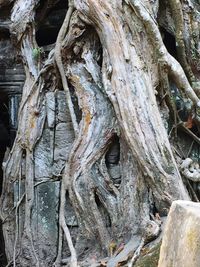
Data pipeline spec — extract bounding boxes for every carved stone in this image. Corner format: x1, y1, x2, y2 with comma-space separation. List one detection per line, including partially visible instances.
158, 200, 200, 267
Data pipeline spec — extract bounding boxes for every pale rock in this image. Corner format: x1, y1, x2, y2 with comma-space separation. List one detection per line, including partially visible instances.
158, 200, 200, 267
46, 92, 55, 128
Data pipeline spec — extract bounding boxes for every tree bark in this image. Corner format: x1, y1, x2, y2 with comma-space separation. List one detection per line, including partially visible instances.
0, 0, 200, 266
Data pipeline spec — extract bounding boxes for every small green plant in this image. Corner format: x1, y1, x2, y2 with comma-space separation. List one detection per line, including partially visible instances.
32, 47, 42, 60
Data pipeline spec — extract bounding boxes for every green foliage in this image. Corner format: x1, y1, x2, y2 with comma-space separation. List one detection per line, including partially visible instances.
32, 47, 42, 60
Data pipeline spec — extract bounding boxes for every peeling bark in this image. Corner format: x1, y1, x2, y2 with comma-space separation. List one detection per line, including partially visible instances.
0, 0, 200, 266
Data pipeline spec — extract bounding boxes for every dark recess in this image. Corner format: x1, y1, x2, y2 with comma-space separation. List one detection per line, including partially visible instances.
36, 0, 68, 47
161, 27, 177, 59
0, 91, 9, 267
105, 135, 120, 166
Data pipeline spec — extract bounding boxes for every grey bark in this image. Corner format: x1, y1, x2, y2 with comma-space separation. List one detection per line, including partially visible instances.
0, 0, 200, 266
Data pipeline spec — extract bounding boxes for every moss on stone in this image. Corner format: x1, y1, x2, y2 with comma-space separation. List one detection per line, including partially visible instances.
134, 243, 161, 267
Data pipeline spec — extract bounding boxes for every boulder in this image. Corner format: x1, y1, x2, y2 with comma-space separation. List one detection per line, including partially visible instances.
158, 200, 200, 267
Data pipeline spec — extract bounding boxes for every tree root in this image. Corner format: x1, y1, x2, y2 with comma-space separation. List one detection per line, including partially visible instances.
58, 183, 78, 267
168, 0, 195, 82
66, 58, 116, 251
158, 68, 200, 146
2, 0, 198, 266
180, 158, 200, 182
53, 2, 79, 266
158, 59, 178, 136
19, 62, 53, 113
54, 0, 78, 135
98, 158, 119, 197
128, 0, 200, 107
183, 177, 199, 202
13, 172, 21, 267
128, 238, 145, 267
178, 122, 200, 145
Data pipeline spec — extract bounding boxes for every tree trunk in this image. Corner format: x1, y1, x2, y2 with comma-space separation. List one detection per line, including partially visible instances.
0, 0, 200, 266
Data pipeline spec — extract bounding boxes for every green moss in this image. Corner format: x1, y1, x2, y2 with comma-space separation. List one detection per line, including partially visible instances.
187, 228, 197, 248
135, 243, 161, 267
186, 227, 200, 252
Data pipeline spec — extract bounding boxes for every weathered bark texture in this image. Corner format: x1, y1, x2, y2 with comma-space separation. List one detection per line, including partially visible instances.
0, 0, 200, 266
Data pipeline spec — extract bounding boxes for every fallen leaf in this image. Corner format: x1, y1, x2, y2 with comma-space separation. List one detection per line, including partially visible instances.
185, 115, 193, 129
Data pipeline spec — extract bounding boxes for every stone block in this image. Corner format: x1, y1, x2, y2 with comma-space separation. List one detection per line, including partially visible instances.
56, 91, 71, 123
34, 92, 75, 179
34, 125, 53, 179
46, 92, 55, 129
32, 181, 60, 264
158, 200, 200, 267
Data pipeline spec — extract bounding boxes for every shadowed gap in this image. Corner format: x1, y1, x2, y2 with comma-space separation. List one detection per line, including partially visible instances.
160, 27, 177, 59
0, 91, 9, 267
36, 0, 68, 47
